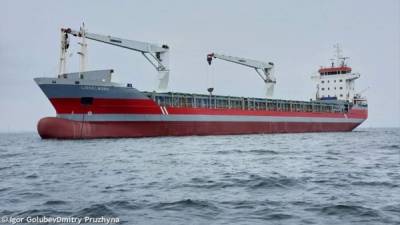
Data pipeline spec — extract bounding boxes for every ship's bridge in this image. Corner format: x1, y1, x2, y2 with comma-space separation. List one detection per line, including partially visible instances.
312, 45, 362, 102
318, 66, 352, 75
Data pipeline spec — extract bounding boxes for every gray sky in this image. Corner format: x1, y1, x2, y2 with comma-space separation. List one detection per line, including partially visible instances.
0, 0, 399, 132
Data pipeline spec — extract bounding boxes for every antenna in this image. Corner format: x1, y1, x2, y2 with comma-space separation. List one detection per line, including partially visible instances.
334, 43, 342, 59
333, 44, 350, 67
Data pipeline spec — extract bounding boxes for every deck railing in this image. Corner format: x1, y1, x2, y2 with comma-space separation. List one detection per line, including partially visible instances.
144, 92, 351, 114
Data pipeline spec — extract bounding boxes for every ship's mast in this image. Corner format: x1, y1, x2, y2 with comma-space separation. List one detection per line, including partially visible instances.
334, 44, 349, 67
77, 23, 87, 78
334, 43, 342, 66
58, 30, 69, 75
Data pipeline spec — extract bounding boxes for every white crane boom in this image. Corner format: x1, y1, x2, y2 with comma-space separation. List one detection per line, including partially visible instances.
207, 53, 276, 97
208, 53, 272, 70
60, 25, 170, 90
65, 29, 168, 52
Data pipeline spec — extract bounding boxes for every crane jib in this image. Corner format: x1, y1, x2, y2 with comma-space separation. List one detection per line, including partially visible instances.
206, 52, 276, 97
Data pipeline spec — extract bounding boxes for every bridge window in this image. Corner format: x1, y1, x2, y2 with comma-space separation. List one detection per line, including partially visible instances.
327, 71, 339, 75
339, 87, 343, 90
339, 79, 343, 82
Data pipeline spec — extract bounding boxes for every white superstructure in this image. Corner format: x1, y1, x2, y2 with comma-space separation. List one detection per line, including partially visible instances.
312, 46, 360, 102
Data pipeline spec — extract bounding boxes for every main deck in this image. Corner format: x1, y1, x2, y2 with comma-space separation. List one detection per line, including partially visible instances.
144, 92, 352, 114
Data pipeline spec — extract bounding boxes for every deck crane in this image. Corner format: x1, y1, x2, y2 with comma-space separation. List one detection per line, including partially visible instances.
59, 24, 170, 90
207, 53, 276, 97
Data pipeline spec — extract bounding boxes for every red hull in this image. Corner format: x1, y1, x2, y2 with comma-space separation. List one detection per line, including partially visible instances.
37, 117, 362, 139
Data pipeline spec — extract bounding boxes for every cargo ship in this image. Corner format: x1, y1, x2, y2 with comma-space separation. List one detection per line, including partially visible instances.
35, 25, 367, 139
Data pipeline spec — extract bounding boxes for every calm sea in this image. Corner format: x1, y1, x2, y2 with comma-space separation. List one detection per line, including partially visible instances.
0, 128, 399, 225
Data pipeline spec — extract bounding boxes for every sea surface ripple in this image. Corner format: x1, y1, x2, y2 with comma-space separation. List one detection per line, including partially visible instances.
0, 128, 399, 224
